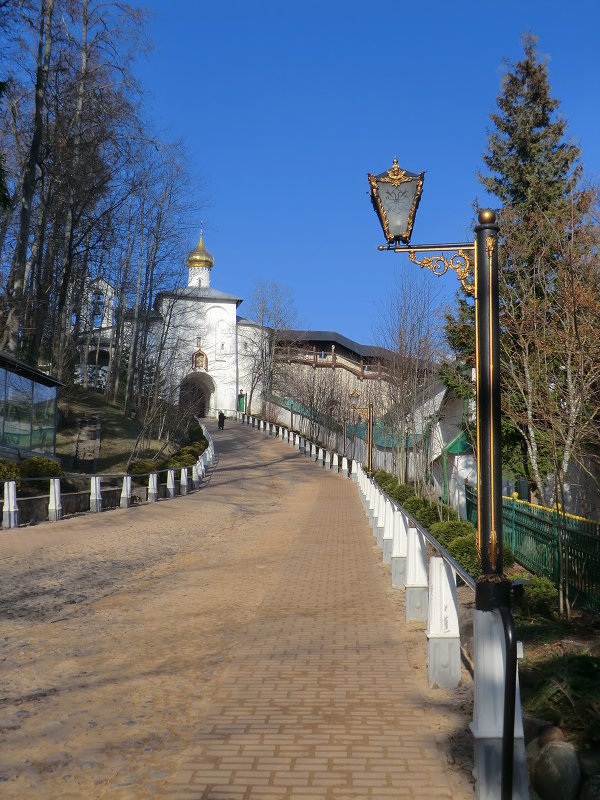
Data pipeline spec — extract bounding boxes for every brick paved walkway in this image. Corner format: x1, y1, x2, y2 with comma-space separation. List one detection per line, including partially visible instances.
167, 421, 473, 799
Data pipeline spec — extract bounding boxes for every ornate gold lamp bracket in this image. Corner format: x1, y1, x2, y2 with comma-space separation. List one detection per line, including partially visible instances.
406, 247, 475, 295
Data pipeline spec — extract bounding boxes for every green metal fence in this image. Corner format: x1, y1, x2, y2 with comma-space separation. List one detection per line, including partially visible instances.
465, 484, 600, 609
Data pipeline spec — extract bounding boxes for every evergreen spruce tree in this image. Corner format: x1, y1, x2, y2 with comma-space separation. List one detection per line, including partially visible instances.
444, 34, 600, 512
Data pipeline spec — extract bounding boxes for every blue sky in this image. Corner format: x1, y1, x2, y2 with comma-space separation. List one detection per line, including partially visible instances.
133, 0, 600, 345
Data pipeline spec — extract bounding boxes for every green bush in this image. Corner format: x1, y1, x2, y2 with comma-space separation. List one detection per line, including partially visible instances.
403, 495, 425, 516
439, 504, 459, 521
392, 483, 416, 504
177, 444, 205, 460
415, 501, 442, 529
447, 532, 514, 577
513, 574, 558, 619
19, 456, 63, 479
429, 520, 476, 548
0, 457, 19, 482
17, 456, 63, 494
128, 458, 163, 476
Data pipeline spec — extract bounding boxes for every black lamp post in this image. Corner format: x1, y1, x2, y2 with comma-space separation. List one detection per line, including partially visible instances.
368, 159, 517, 799
349, 390, 373, 478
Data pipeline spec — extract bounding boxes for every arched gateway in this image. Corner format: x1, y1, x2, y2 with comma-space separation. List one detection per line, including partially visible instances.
179, 372, 216, 418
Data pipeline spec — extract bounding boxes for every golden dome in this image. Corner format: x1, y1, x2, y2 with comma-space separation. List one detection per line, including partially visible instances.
186, 231, 214, 270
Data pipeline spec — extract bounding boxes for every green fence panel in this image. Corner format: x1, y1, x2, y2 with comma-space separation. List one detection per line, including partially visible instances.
465, 485, 600, 609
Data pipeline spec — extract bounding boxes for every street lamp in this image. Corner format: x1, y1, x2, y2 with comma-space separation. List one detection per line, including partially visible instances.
368, 159, 517, 799
349, 390, 373, 478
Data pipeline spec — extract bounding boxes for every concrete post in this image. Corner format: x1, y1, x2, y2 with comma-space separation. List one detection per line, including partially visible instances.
324, 450, 331, 469
48, 477, 62, 522
198, 459, 205, 480
382, 499, 394, 563
405, 526, 428, 622
427, 557, 461, 688
120, 475, 132, 508
332, 452, 338, 472
391, 509, 408, 588
351, 459, 359, 482
311, 443, 317, 462
191, 464, 200, 489
2, 480, 19, 528
148, 473, 158, 502
376, 491, 386, 546
367, 480, 377, 527
342, 456, 349, 478
180, 467, 188, 496
90, 476, 102, 513
471, 610, 529, 799
373, 488, 384, 538
166, 469, 176, 499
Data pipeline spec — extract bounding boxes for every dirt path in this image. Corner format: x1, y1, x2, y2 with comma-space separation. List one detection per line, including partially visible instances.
0, 422, 474, 799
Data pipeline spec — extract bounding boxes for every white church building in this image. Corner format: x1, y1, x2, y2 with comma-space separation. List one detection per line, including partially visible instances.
150, 233, 259, 418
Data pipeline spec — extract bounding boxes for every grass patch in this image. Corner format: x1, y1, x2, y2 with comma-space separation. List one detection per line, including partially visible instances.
55, 386, 174, 474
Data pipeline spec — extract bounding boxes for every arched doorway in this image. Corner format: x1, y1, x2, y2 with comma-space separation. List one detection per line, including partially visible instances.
179, 372, 215, 418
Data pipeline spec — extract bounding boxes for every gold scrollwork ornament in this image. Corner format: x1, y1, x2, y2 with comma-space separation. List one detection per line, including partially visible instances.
407, 249, 474, 295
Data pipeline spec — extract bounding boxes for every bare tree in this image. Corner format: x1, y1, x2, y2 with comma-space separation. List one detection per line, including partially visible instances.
376, 272, 444, 489
243, 280, 297, 415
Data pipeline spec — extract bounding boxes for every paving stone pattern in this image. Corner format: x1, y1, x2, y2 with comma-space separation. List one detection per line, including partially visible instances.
0, 420, 473, 799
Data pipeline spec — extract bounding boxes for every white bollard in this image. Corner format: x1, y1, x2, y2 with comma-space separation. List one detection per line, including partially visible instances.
191, 464, 200, 489
426, 557, 461, 688
351, 459, 359, 482
166, 468, 176, 499
90, 476, 102, 513
198, 459, 206, 480
374, 488, 385, 539
382, 499, 394, 563
318, 447, 324, 466
148, 472, 158, 502
180, 467, 188, 496
367, 480, 377, 526
120, 474, 132, 508
280, 426, 284, 441
342, 456, 349, 479
391, 509, 408, 588
405, 526, 428, 622
48, 477, 62, 522
375, 491, 386, 546
332, 453, 339, 472
471, 609, 528, 799
324, 450, 331, 469
2, 480, 18, 528
311, 443, 317, 461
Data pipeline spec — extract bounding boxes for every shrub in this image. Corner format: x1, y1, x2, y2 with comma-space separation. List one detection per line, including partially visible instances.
0, 457, 19, 482
447, 532, 514, 578
128, 459, 163, 476
177, 444, 205, 460
429, 520, 476, 548
513, 574, 558, 619
164, 450, 196, 469
19, 456, 63, 479
403, 495, 425, 516
415, 501, 442, 529
393, 483, 416, 504
17, 456, 63, 494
